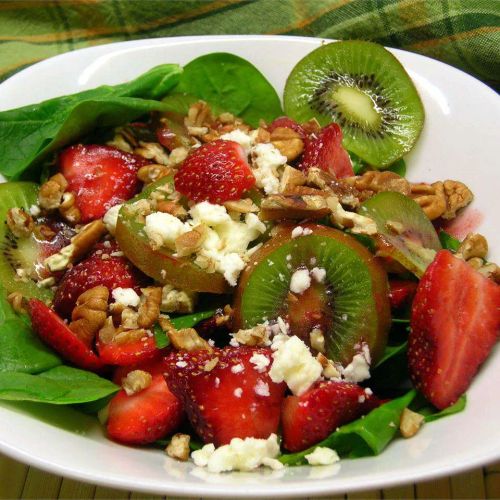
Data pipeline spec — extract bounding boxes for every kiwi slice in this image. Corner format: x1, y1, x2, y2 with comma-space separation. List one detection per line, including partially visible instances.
284, 41, 424, 168
233, 224, 390, 365
359, 192, 442, 277
0, 182, 53, 301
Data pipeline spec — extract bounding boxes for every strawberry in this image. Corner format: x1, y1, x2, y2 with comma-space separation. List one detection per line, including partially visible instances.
174, 140, 255, 204
164, 346, 286, 446
97, 337, 160, 367
59, 144, 149, 222
267, 117, 306, 138
28, 299, 103, 372
299, 123, 354, 179
112, 356, 168, 385
408, 250, 500, 409
53, 241, 146, 318
107, 364, 184, 445
389, 280, 418, 309
281, 380, 380, 452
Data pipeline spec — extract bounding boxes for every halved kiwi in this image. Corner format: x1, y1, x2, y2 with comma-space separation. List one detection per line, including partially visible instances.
359, 191, 442, 277
233, 223, 390, 365
284, 40, 425, 168
0, 182, 53, 301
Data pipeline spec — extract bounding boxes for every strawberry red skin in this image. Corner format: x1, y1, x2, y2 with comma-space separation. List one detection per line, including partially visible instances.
282, 380, 380, 452
165, 347, 286, 446
299, 123, 354, 179
268, 117, 306, 138
97, 337, 160, 367
408, 250, 500, 409
389, 280, 418, 309
107, 373, 184, 445
28, 299, 103, 372
59, 144, 149, 222
53, 242, 146, 319
174, 140, 255, 204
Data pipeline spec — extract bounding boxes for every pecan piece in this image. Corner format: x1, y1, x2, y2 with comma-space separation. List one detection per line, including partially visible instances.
441, 180, 474, 220
270, 127, 304, 162
345, 171, 411, 201
457, 233, 488, 261
260, 194, 330, 221
6, 208, 34, 238
137, 287, 162, 329
38, 173, 68, 210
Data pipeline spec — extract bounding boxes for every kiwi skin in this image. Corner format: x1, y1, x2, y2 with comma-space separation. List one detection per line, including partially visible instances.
283, 40, 425, 169
233, 223, 390, 365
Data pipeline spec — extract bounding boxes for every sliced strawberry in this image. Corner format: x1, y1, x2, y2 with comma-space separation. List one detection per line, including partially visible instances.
389, 280, 418, 309
164, 346, 285, 446
299, 123, 354, 179
97, 337, 160, 367
53, 241, 146, 318
174, 140, 255, 204
107, 372, 184, 445
267, 117, 306, 138
59, 144, 149, 222
282, 380, 380, 452
28, 299, 103, 372
408, 250, 500, 409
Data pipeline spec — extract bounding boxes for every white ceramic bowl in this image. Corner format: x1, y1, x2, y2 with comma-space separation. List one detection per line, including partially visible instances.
0, 35, 499, 498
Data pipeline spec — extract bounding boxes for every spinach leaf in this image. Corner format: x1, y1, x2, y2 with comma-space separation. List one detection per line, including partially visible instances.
153, 323, 170, 349
348, 151, 367, 175
439, 230, 460, 252
387, 158, 407, 177
174, 53, 282, 127
414, 395, 466, 422
170, 309, 215, 330
161, 93, 199, 115
280, 390, 417, 465
0, 365, 119, 404
0, 64, 182, 179
375, 341, 407, 368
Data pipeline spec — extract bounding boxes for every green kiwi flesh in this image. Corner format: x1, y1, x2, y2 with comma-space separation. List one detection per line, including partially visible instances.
0, 182, 53, 301
284, 40, 425, 168
233, 224, 390, 365
359, 192, 442, 277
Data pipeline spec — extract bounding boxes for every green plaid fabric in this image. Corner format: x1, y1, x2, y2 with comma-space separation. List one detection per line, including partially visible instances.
0, 0, 499, 90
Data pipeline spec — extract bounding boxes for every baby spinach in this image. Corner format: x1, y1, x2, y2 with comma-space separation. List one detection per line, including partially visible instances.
375, 341, 407, 368
0, 64, 182, 180
153, 323, 170, 349
439, 230, 460, 252
174, 53, 282, 127
0, 365, 119, 404
170, 309, 215, 330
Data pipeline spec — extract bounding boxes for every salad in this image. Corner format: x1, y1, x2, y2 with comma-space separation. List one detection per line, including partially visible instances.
0, 40, 498, 474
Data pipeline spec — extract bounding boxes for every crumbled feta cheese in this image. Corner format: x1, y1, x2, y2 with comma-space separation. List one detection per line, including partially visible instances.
277, 316, 289, 335
342, 344, 371, 383
251, 143, 287, 195
144, 211, 188, 248
250, 353, 270, 372
217, 252, 246, 287
254, 380, 270, 397
29, 204, 41, 217
290, 268, 311, 294
269, 336, 322, 395
310, 267, 326, 283
270, 333, 289, 351
231, 363, 244, 374
103, 204, 122, 236
112, 287, 140, 308
189, 201, 231, 226
191, 434, 283, 473
233, 387, 243, 398
220, 129, 255, 154
244, 212, 267, 234
328, 197, 377, 235
305, 447, 340, 466
291, 226, 304, 238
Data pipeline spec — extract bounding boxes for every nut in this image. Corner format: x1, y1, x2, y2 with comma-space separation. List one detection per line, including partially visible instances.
477, 262, 500, 284
175, 225, 208, 257
300, 118, 321, 136
185, 101, 214, 128
160, 284, 197, 314
410, 182, 447, 220
7, 292, 26, 314
121, 307, 139, 330
122, 370, 152, 396
159, 317, 212, 352
233, 325, 270, 347
203, 357, 219, 372
69, 286, 109, 346
168, 147, 189, 166
270, 127, 304, 161
254, 127, 271, 144
58, 192, 81, 224
279, 165, 307, 193
306, 168, 359, 208
441, 180, 474, 220
38, 173, 68, 210
309, 328, 325, 353
98, 316, 117, 344
166, 433, 191, 462
137, 164, 172, 184
457, 233, 488, 260
106, 131, 134, 153
6, 208, 34, 238
137, 287, 162, 329
327, 196, 377, 235
224, 198, 259, 213
345, 171, 411, 202
399, 408, 425, 438
156, 200, 188, 219
316, 353, 341, 379
260, 194, 330, 221
113, 328, 149, 345
134, 142, 169, 165
218, 112, 236, 124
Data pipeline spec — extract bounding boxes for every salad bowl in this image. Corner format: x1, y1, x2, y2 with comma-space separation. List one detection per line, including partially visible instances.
0, 35, 499, 498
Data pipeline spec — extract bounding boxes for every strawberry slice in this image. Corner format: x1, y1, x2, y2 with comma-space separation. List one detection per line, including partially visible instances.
282, 380, 380, 452
408, 250, 500, 409
389, 280, 418, 309
97, 337, 160, 367
59, 144, 149, 222
53, 241, 146, 318
107, 367, 184, 445
164, 346, 285, 446
299, 123, 354, 179
267, 117, 306, 138
174, 140, 255, 204
28, 299, 103, 372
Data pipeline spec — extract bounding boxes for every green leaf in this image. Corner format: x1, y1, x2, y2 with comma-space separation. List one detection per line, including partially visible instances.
439, 230, 460, 252
170, 309, 215, 330
0, 365, 119, 404
280, 390, 417, 465
375, 341, 407, 368
387, 158, 407, 177
153, 323, 170, 349
418, 395, 466, 422
174, 53, 282, 127
348, 151, 367, 174
0, 64, 182, 179
161, 93, 200, 115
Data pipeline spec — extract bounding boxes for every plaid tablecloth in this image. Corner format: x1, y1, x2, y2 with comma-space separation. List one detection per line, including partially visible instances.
0, 0, 498, 90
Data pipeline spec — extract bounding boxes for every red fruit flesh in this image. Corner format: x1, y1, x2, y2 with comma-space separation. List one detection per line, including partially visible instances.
408, 250, 500, 409
174, 140, 255, 204
299, 123, 354, 179
389, 280, 418, 309
97, 337, 160, 367
112, 357, 169, 385
53, 242, 146, 318
267, 117, 306, 138
282, 380, 380, 452
28, 299, 103, 372
165, 347, 286, 446
59, 144, 149, 222
107, 374, 184, 445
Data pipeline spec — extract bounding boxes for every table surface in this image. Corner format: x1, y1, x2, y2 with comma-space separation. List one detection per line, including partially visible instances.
1, 453, 499, 499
